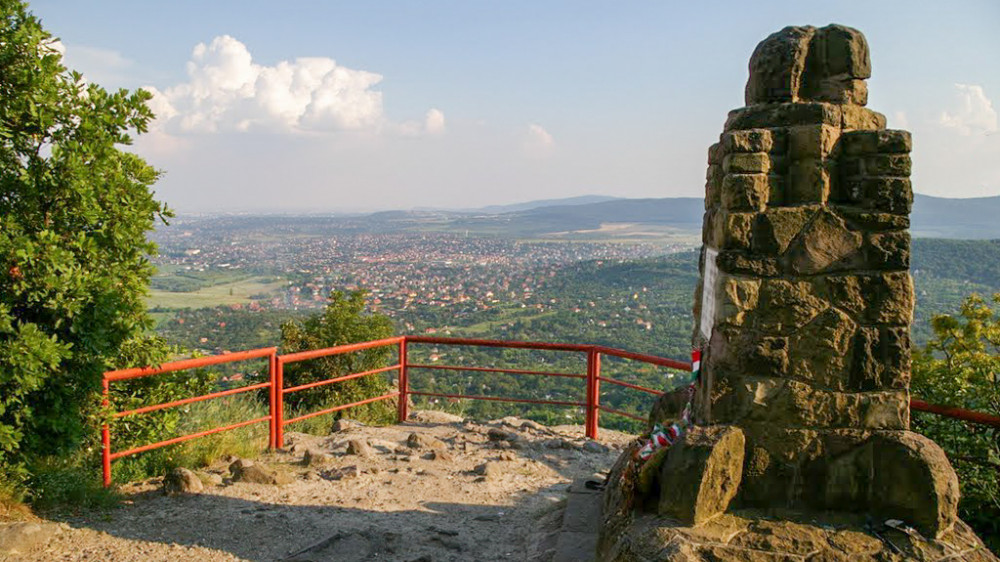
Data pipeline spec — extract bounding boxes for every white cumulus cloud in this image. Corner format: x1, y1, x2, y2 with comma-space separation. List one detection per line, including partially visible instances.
939, 84, 998, 136
145, 35, 418, 135
425, 108, 446, 135
524, 123, 554, 155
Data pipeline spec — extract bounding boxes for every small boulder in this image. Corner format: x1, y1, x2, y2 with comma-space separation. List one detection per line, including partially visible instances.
487, 428, 515, 442
544, 438, 578, 450
282, 432, 314, 453
406, 432, 448, 451
428, 449, 455, 462
163, 467, 204, 495
304, 449, 334, 466
322, 465, 360, 481
198, 472, 224, 487
232, 463, 293, 486
520, 419, 546, 432
331, 418, 360, 433
475, 462, 503, 481
0, 522, 61, 556
347, 439, 374, 458
658, 425, 746, 525
583, 441, 609, 454
228, 458, 254, 475
367, 439, 399, 453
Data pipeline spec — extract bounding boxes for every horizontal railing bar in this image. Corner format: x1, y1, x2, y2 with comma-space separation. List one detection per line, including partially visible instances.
407, 363, 586, 379
911, 399, 1000, 428
109, 416, 270, 460
594, 346, 692, 371
283, 391, 400, 425
408, 337, 693, 370
410, 391, 585, 408
597, 376, 662, 395
113, 382, 271, 418
597, 405, 647, 422
280, 337, 404, 364
406, 335, 593, 353
105, 347, 277, 382
283, 364, 401, 394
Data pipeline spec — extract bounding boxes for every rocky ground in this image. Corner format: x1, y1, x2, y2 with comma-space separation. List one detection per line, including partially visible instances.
602, 509, 1000, 561
0, 411, 635, 561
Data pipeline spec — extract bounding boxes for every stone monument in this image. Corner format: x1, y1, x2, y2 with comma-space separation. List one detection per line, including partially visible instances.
598, 24, 999, 561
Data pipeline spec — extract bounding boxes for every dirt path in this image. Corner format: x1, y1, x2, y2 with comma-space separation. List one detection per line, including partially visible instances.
14, 412, 634, 561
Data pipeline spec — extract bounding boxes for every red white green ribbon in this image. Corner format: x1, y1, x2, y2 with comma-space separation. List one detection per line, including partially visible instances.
635, 348, 701, 462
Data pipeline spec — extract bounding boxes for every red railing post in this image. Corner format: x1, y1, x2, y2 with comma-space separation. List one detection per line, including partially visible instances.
398, 338, 409, 423
274, 357, 285, 449
585, 348, 601, 439
268, 351, 277, 449
101, 378, 112, 487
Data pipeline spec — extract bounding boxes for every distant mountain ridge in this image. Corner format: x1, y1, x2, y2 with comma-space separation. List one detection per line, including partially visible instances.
910, 194, 1000, 239
440, 193, 1000, 239
172, 193, 1000, 240
472, 195, 621, 214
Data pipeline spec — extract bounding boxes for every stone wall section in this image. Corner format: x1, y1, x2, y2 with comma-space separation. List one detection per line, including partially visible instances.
696, 112, 915, 434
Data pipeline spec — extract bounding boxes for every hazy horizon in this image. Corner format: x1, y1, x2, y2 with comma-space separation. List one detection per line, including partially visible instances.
30, 1, 1000, 213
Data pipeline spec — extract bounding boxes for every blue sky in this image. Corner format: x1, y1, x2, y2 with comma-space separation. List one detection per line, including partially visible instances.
30, 1, 1000, 212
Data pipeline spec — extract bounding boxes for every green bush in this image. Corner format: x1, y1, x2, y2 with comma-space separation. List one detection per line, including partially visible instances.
280, 290, 396, 427
0, 0, 174, 501
110, 392, 269, 485
26, 457, 119, 512
912, 293, 1000, 551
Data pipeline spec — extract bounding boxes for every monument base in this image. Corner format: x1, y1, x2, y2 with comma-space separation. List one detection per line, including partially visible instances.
599, 432, 995, 561
597, 507, 998, 562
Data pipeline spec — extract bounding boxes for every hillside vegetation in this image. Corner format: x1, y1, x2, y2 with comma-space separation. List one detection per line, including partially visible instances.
146, 238, 1000, 432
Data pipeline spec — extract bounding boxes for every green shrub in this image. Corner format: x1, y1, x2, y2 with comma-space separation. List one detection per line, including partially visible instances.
280, 290, 396, 426
912, 293, 1000, 551
0, 0, 169, 487
26, 457, 119, 512
109, 386, 269, 484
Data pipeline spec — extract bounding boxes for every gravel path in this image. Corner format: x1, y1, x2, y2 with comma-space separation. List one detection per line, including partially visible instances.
10, 412, 634, 561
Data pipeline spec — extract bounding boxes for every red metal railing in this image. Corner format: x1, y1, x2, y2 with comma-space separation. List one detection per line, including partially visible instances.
100, 336, 689, 486
404, 336, 691, 438
274, 337, 405, 449
101, 336, 1000, 486
911, 399, 1000, 429
102, 347, 278, 487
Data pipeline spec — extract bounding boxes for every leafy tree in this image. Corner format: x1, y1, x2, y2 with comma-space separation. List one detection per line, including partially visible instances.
912, 293, 1000, 549
280, 290, 396, 425
0, 1, 169, 481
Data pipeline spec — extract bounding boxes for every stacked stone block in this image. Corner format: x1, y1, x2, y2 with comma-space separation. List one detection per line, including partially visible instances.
684, 24, 959, 537
699, 126, 916, 431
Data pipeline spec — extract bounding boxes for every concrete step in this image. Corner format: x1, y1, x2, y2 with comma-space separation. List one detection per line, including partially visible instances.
552, 478, 603, 562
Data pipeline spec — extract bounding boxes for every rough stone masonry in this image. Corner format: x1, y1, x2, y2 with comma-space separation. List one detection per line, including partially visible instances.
599, 24, 999, 561
689, 22, 960, 535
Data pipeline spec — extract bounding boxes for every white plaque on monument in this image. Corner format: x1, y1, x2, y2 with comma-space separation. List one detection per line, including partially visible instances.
699, 248, 719, 341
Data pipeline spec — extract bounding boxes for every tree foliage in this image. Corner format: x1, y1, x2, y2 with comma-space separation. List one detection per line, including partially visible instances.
280, 290, 396, 424
912, 293, 1000, 547
0, 1, 169, 476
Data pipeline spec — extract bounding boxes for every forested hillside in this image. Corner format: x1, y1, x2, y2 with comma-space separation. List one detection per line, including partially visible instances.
149, 238, 1000, 430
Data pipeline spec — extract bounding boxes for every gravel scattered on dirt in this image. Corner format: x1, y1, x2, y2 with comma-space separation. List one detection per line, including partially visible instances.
15, 413, 636, 561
